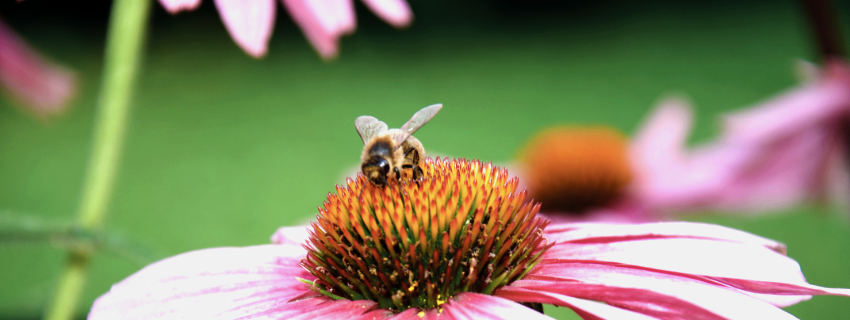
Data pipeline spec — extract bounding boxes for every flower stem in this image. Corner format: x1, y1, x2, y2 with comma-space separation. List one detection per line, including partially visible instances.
799, 0, 846, 59
43, 0, 151, 319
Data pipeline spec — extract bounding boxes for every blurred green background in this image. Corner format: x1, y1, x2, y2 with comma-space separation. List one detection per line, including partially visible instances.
1, 0, 850, 319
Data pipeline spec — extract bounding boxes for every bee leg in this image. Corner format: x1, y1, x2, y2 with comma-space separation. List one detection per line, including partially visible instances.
394, 167, 402, 183
401, 164, 424, 180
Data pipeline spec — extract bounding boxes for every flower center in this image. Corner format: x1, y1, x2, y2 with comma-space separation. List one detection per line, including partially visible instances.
301, 158, 551, 312
519, 126, 633, 214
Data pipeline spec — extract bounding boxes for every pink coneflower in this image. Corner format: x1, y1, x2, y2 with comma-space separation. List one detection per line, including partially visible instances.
0, 18, 76, 116
158, 0, 413, 59
89, 158, 849, 319
518, 60, 850, 222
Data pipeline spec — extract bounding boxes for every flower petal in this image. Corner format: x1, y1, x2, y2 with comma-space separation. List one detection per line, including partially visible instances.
542, 236, 850, 306
513, 261, 803, 320
631, 61, 850, 214
721, 61, 850, 143
441, 293, 554, 320
630, 96, 693, 179
544, 222, 786, 253
214, 0, 276, 58
89, 245, 320, 320
0, 18, 76, 116
360, 0, 413, 28
496, 286, 658, 320
158, 0, 203, 14
271, 225, 310, 245
282, 299, 384, 320
281, 0, 355, 59
545, 238, 803, 286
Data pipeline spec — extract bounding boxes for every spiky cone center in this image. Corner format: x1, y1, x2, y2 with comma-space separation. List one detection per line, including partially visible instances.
301, 157, 551, 312
519, 126, 633, 213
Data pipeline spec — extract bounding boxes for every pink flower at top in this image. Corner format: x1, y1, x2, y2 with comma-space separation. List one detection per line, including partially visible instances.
0, 18, 76, 116
158, 0, 413, 59
89, 159, 850, 319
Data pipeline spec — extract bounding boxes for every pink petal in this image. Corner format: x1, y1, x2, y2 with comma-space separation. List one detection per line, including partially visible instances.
512, 263, 802, 320
89, 244, 323, 319
158, 0, 203, 13
360, 0, 413, 28
721, 61, 850, 143
281, 0, 355, 59
495, 286, 660, 320
630, 96, 693, 179
0, 19, 76, 116
270, 225, 310, 245
214, 0, 276, 58
441, 293, 554, 320
542, 235, 850, 306
544, 222, 786, 253
545, 238, 804, 286
280, 299, 384, 320
631, 61, 850, 214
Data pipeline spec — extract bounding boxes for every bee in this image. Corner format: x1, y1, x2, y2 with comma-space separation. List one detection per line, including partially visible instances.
355, 104, 443, 187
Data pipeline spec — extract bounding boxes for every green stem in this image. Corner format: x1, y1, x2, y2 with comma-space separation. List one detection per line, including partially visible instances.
43, 0, 151, 319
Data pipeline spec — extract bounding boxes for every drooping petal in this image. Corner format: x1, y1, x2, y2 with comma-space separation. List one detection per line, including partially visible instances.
541, 224, 850, 306
441, 293, 554, 320
721, 60, 850, 143
630, 96, 693, 180
511, 264, 802, 320
0, 18, 76, 116
546, 238, 805, 286
281, 0, 355, 59
158, 0, 203, 14
270, 225, 310, 245
631, 61, 850, 214
544, 221, 786, 253
496, 286, 660, 320
214, 0, 276, 58
360, 0, 413, 28
278, 299, 385, 320
89, 245, 322, 319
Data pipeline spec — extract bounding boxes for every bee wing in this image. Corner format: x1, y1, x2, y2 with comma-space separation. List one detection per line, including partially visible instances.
355, 116, 389, 145
393, 103, 443, 146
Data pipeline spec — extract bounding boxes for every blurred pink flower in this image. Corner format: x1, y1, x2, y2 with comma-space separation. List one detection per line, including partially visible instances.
90, 222, 849, 319
521, 60, 850, 223
158, 0, 413, 59
631, 60, 850, 215
0, 18, 76, 116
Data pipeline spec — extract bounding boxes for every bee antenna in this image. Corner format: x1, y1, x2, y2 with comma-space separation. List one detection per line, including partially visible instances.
357, 185, 366, 201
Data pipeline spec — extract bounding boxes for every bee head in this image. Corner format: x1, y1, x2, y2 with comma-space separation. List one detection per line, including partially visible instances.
362, 156, 390, 186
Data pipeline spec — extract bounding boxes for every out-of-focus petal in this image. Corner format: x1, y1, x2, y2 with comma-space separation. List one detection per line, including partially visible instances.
721, 61, 850, 143
158, 0, 202, 14
630, 62, 850, 214
214, 0, 276, 58
270, 225, 310, 245
631, 96, 693, 174
0, 19, 76, 116
89, 245, 320, 319
281, 0, 355, 59
361, 0, 413, 28
497, 286, 661, 320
